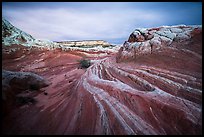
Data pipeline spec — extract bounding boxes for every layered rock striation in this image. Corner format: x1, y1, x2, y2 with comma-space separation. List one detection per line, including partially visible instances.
2, 49, 202, 134
2, 18, 202, 135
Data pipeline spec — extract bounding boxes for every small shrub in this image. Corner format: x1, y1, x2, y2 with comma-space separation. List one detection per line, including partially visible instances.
79, 58, 91, 68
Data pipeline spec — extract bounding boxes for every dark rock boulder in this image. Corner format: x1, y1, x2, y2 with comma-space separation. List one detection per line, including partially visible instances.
2, 70, 50, 115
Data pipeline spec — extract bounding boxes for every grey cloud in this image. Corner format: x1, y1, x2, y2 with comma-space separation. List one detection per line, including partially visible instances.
3, 4, 164, 43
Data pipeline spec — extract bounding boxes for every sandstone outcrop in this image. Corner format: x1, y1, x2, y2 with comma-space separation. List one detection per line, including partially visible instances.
2, 18, 202, 135
116, 25, 202, 62
2, 34, 202, 134
2, 18, 35, 46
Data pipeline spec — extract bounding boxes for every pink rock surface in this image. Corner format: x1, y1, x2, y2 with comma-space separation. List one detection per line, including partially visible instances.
2, 37, 202, 135
2, 24, 202, 135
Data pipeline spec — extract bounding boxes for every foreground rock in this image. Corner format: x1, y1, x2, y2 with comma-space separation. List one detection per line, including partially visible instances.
2, 70, 50, 116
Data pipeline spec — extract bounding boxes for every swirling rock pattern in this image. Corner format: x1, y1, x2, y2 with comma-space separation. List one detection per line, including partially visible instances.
2, 23, 202, 135
2, 35, 202, 135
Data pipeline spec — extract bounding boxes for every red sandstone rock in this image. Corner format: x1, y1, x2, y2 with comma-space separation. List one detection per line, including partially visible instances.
2, 35, 202, 134
1, 23, 202, 135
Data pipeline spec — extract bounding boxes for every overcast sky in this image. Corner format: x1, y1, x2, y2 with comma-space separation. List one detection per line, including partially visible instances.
2, 2, 202, 44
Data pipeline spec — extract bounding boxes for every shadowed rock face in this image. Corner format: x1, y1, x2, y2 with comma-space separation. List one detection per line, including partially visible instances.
2, 70, 50, 90
2, 22, 202, 135
2, 70, 50, 116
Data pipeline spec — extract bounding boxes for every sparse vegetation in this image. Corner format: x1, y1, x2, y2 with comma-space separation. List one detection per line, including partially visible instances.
79, 58, 91, 68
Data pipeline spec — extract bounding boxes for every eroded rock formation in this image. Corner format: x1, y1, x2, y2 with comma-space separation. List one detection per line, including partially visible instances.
116, 25, 202, 62
2, 18, 61, 49
2, 45, 202, 134
2, 18, 35, 46
2, 19, 202, 135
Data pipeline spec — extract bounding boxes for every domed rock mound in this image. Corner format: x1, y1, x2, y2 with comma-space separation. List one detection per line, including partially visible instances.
116, 25, 202, 63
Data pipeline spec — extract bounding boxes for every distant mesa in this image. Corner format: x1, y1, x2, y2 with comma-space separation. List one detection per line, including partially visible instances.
56, 40, 111, 47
